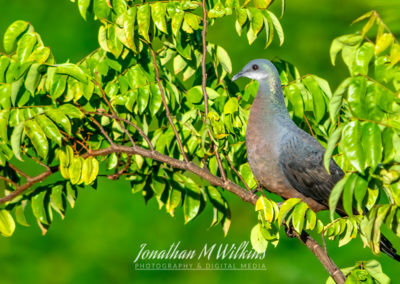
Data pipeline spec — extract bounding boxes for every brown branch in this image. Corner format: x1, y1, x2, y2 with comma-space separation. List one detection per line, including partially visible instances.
92, 77, 136, 147
295, 231, 345, 283
8, 163, 31, 179
303, 114, 316, 138
89, 116, 115, 147
86, 111, 154, 151
200, 1, 227, 181
0, 140, 345, 283
0, 176, 17, 186
149, 45, 189, 163
108, 155, 132, 180
0, 166, 57, 204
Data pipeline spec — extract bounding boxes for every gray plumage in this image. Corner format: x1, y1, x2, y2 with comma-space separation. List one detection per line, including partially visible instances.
232, 59, 400, 261
233, 59, 343, 211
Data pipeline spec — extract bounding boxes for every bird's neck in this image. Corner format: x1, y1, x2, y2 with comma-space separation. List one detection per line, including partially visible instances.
256, 78, 290, 120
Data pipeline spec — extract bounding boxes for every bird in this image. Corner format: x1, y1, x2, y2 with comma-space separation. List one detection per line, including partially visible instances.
232, 58, 400, 261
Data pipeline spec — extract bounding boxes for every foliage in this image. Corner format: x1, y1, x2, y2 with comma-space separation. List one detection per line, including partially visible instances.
0, 0, 399, 282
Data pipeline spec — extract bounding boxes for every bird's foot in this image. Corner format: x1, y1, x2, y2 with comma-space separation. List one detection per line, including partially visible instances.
284, 223, 296, 238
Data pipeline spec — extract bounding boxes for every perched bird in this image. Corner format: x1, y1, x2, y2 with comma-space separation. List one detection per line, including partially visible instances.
232, 59, 400, 261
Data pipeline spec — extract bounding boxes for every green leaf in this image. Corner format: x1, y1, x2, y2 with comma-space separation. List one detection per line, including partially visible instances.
255, 196, 274, 223
254, 0, 271, 9
56, 63, 88, 83
3, 20, 29, 54
354, 174, 368, 214
329, 175, 348, 220
362, 122, 382, 171
382, 127, 396, 163
0, 209, 15, 237
31, 190, 49, 225
353, 42, 374, 75
343, 174, 357, 217
224, 97, 239, 114
50, 74, 67, 100
151, 2, 167, 34
93, 0, 111, 19
186, 86, 203, 104
250, 224, 268, 253
25, 63, 41, 95
375, 33, 393, 55
0, 110, 9, 142
324, 125, 343, 173
364, 260, 390, 284
183, 182, 201, 223
266, 11, 284, 46
137, 4, 150, 42
138, 87, 150, 114
329, 77, 350, 123
208, 1, 225, 18
278, 198, 301, 226
24, 119, 49, 159
66, 182, 78, 208
285, 83, 304, 120
305, 209, 317, 230
390, 43, 400, 66
341, 121, 365, 173
11, 122, 24, 161
292, 202, 308, 234
238, 163, 257, 189
149, 84, 162, 116
11, 77, 23, 106
28, 46, 51, 63
216, 45, 232, 73
15, 200, 29, 227
50, 184, 65, 217
59, 104, 84, 119
35, 115, 62, 146
45, 109, 71, 135
16, 32, 37, 64
303, 76, 326, 123
78, 0, 91, 20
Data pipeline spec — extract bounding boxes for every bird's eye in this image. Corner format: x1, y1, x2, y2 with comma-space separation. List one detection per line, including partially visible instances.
252, 64, 259, 70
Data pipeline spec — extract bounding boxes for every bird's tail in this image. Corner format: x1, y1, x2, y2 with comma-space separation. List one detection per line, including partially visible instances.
380, 234, 400, 262
336, 209, 400, 261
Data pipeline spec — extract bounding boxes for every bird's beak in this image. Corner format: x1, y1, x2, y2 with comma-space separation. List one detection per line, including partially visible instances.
232, 70, 244, 81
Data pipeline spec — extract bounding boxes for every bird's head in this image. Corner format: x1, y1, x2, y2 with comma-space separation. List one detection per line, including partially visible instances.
232, 59, 279, 82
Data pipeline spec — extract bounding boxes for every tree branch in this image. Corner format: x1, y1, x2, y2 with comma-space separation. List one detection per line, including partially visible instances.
149, 45, 189, 163
0, 166, 57, 204
200, 0, 227, 181
0, 140, 345, 283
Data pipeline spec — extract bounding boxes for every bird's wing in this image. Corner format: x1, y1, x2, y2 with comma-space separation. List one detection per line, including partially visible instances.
278, 132, 344, 207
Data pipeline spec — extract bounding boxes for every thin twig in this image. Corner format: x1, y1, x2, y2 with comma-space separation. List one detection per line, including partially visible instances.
303, 114, 316, 138
149, 45, 189, 162
200, 0, 227, 181
26, 152, 50, 170
0, 176, 17, 186
8, 163, 31, 179
225, 154, 251, 191
86, 110, 154, 151
108, 155, 132, 180
92, 76, 136, 147
89, 117, 115, 147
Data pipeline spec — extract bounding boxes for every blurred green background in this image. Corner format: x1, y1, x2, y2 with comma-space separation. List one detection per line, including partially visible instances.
0, 1, 400, 283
